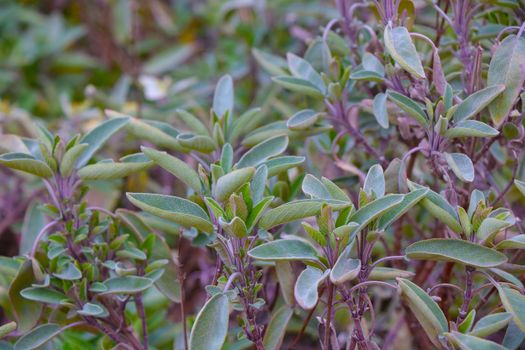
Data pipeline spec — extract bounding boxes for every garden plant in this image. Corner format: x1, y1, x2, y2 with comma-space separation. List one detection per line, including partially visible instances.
0, 0, 525, 349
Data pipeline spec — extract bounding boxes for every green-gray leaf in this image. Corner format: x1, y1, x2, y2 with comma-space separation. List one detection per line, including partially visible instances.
470, 312, 512, 338
14, 324, 62, 350
373, 93, 389, 129
248, 239, 318, 262
363, 164, 385, 198
20, 287, 69, 304
444, 152, 474, 182
102, 276, 153, 294
330, 245, 360, 285
294, 267, 329, 310
445, 331, 506, 350
287, 53, 326, 94
445, 120, 499, 138
397, 278, 447, 348
127, 193, 213, 233
378, 188, 428, 230
0, 153, 53, 178
189, 293, 230, 350
497, 284, 525, 332
78, 153, 153, 180
405, 239, 507, 267
452, 85, 505, 122
384, 25, 425, 79
387, 90, 428, 127
263, 306, 294, 350
141, 146, 201, 193
76, 116, 129, 167
488, 35, 525, 127
212, 75, 234, 118
236, 136, 288, 169
214, 167, 255, 202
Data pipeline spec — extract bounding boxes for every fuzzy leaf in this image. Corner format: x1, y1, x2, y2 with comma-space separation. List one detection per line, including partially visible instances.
488, 35, 525, 126
14, 324, 62, 350
141, 146, 201, 192
444, 152, 474, 182
0, 153, 53, 178
405, 239, 507, 267
294, 267, 329, 310
248, 239, 318, 262
452, 85, 505, 122
330, 245, 360, 285
397, 278, 447, 348
287, 53, 326, 94
384, 25, 425, 79
272, 76, 326, 98
497, 285, 525, 332
445, 331, 506, 350
378, 188, 428, 230
349, 194, 404, 233
20, 287, 69, 304
470, 312, 512, 338
363, 164, 385, 198
189, 293, 230, 350
214, 167, 255, 201
373, 93, 389, 129
263, 306, 294, 350
212, 75, 234, 118
387, 90, 428, 127
495, 235, 525, 250
127, 193, 213, 233
445, 120, 499, 138
236, 136, 288, 169
102, 276, 153, 294
78, 153, 153, 180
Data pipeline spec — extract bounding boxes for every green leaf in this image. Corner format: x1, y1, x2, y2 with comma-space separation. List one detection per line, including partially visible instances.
294, 267, 329, 310
287, 53, 326, 94
373, 93, 389, 129
363, 164, 385, 198
102, 276, 153, 294
286, 110, 321, 130
444, 152, 474, 182
272, 76, 326, 98
219, 216, 247, 238
302, 174, 331, 200
252, 48, 288, 76
78, 153, 153, 180
445, 331, 506, 350
248, 239, 318, 262
275, 262, 295, 306
53, 262, 82, 281
236, 136, 288, 169
387, 90, 428, 127
0, 322, 16, 339
59, 143, 88, 176
220, 144, 233, 173
142, 45, 194, 75
175, 109, 209, 136
488, 35, 525, 126
177, 133, 216, 153
8, 261, 41, 333
246, 196, 273, 230
514, 180, 525, 197
20, 287, 69, 304
495, 235, 525, 250
405, 239, 507, 267
19, 202, 46, 256
214, 167, 255, 201
503, 320, 525, 350
409, 181, 462, 233
452, 85, 505, 122
349, 194, 404, 233
141, 146, 201, 192
378, 188, 428, 230
0, 153, 53, 178
470, 312, 512, 338
259, 199, 348, 230
77, 303, 108, 317
189, 293, 230, 350
445, 120, 499, 138
127, 193, 213, 233
369, 267, 414, 280
263, 306, 294, 350
265, 156, 305, 177
229, 107, 264, 143
76, 116, 129, 167
384, 25, 425, 79
397, 278, 447, 348
212, 75, 234, 118
14, 324, 62, 350
476, 218, 511, 243
330, 245, 360, 285
497, 284, 525, 332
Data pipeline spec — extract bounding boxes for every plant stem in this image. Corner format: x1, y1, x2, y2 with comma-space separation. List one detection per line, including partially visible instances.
135, 295, 148, 350
323, 281, 335, 350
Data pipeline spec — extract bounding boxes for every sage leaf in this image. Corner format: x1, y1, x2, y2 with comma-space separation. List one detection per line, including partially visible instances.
189, 293, 230, 350
127, 193, 213, 233
275, 261, 295, 306
488, 35, 525, 126
470, 312, 512, 338
102, 276, 153, 294
214, 167, 255, 201
236, 136, 288, 169
76, 116, 129, 167
495, 235, 525, 250
329, 245, 360, 285
452, 85, 505, 122
272, 76, 326, 98
14, 324, 62, 350
349, 194, 404, 233
397, 278, 447, 348
372, 93, 389, 129
444, 152, 474, 182
445, 120, 499, 139
496, 284, 525, 332
384, 25, 425, 79
263, 306, 294, 350
212, 75, 234, 118
20, 287, 69, 304
405, 239, 507, 267
77, 153, 153, 180
387, 90, 428, 127
445, 331, 506, 350
363, 164, 385, 198
0, 153, 53, 178
141, 146, 202, 193
294, 267, 329, 310
378, 188, 428, 230
248, 239, 318, 262
287, 53, 326, 94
